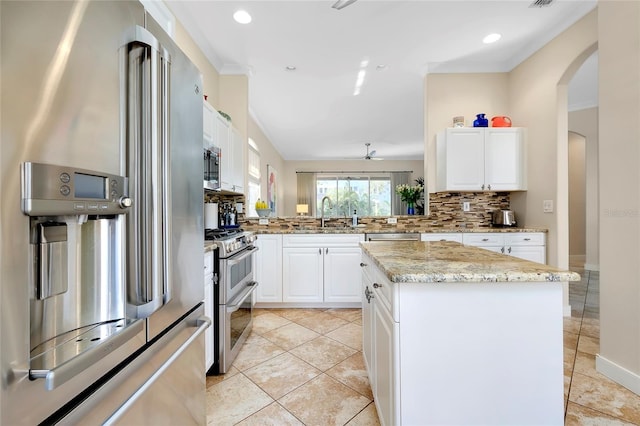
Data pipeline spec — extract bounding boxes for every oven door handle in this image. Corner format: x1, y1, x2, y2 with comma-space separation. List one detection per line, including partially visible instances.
226, 282, 257, 313
226, 246, 259, 266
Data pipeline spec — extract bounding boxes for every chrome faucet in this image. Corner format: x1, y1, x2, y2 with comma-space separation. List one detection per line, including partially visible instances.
320, 196, 333, 227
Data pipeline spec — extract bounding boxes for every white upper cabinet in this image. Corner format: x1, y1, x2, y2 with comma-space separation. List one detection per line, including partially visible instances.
203, 100, 215, 149
230, 127, 245, 194
436, 127, 526, 192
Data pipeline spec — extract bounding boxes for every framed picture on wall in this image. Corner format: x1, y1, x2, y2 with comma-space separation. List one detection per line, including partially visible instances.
267, 164, 277, 214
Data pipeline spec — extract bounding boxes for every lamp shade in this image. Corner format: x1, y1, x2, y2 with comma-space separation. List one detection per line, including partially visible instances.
296, 204, 309, 214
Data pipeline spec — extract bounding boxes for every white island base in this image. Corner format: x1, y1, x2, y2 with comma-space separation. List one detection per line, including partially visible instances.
397, 282, 563, 425
360, 242, 576, 426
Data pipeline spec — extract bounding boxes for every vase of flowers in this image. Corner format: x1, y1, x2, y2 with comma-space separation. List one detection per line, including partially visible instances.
395, 183, 424, 215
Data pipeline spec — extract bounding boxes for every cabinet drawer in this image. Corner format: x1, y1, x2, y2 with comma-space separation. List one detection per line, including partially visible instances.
204, 251, 214, 276
504, 233, 545, 246
283, 233, 364, 248
421, 233, 463, 243
463, 233, 504, 246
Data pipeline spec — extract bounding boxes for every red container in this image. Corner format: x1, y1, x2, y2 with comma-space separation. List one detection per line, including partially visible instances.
491, 116, 512, 127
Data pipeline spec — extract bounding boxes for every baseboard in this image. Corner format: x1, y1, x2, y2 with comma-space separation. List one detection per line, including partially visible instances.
596, 354, 640, 396
563, 303, 572, 317
584, 263, 600, 271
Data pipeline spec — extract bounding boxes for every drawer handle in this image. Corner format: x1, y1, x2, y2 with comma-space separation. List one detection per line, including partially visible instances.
360, 262, 368, 267
440, 239, 446, 241
482, 238, 489, 242
373, 283, 382, 288
524, 238, 531, 241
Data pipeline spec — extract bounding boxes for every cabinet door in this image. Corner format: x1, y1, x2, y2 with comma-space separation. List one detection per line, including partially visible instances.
282, 247, 323, 302
230, 127, 245, 194
324, 247, 362, 303
440, 128, 485, 191
373, 299, 397, 426
484, 128, 526, 191
204, 273, 214, 372
361, 265, 374, 378
508, 246, 546, 264
255, 235, 283, 303
203, 101, 215, 149
214, 113, 231, 190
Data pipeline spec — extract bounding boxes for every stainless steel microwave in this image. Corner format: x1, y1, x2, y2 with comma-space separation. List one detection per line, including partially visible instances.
204, 147, 220, 191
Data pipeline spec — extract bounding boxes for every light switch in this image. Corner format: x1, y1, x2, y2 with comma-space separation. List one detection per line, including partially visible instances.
543, 200, 553, 213
463, 201, 470, 212
258, 218, 269, 225
387, 217, 398, 224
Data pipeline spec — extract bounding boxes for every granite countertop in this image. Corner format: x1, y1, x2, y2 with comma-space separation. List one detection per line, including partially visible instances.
249, 226, 548, 235
361, 240, 580, 283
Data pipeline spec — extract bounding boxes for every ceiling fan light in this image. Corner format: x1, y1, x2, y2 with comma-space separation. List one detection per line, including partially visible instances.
332, 0, 358, 10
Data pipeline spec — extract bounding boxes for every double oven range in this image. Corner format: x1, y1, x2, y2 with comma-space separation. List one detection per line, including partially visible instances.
205, 228, 258, 375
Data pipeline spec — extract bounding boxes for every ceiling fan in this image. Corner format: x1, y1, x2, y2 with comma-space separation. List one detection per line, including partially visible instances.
363, 143, 383, 161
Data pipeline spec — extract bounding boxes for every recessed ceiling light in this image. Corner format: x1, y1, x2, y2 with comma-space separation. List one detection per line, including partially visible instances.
285, 66, 296, 71
483, 33, 502, 44
233, 10, 252, 24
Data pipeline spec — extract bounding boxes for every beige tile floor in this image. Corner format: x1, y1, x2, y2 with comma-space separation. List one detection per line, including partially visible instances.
206, 266, 640, 425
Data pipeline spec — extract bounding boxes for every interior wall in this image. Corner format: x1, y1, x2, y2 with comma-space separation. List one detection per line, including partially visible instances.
507, 9, 597, 268
569, 107, 599, 270
568, 132, 586, 257
248, 116, 285, 212
173, 19, 219, 109
282, 160, 425, 217
597, 0, 640, 393
424, 73, 509, 194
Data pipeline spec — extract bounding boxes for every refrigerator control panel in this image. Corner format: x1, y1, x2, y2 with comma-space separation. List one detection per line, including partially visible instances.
21, 162, 131, 216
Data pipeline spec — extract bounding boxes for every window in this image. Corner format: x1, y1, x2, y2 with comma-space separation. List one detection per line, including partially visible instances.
247, 138, 261, 217
316, 174, 392, 217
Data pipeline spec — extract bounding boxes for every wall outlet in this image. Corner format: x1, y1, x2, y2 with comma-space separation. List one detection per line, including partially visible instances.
543, 200, 554, 213
387, 217, 398, 224
462, 201, 471, 212
258, 218, 269, 225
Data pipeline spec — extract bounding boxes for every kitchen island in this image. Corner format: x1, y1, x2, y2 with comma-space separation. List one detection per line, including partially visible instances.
360, 240, 579, 426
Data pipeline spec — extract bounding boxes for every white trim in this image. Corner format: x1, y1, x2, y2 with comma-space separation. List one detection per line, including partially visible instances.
596, 355, 640, 396
568, 100, 599, 112
140, 0, 175, 39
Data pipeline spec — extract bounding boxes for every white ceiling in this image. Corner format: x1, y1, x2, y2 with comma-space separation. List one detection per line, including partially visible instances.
167, 0, 597, 161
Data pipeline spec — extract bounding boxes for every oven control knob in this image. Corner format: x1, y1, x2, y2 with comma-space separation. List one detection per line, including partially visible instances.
227, 242, 235, 252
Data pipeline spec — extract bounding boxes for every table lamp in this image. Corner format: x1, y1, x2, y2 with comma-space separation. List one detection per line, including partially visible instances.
296, 204, 309, 216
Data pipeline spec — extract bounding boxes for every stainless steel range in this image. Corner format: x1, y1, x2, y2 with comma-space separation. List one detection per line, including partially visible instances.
205, 228, 258, 375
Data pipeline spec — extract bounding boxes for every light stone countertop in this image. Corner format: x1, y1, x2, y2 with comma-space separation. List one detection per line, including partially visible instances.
248, 226, 548, 235
361, 240, 580, 283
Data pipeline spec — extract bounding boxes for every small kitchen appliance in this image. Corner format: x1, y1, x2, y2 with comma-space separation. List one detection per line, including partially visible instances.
492, 209, 517, 227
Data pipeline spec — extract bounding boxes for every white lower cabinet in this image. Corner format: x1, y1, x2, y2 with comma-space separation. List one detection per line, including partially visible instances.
361, 254, 398, 426
255, 233, 363, 306
204, 250, 214, 373
282, 247, 324, 302
462, 232, 546, 264
254, 234, 283, 303
282, 234, 364, 305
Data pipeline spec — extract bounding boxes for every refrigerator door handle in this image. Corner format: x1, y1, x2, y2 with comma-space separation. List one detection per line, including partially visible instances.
103, 316, 211, 425
125, 27, 170, 318
28, 320, 144, 391
161, 52, 172, 305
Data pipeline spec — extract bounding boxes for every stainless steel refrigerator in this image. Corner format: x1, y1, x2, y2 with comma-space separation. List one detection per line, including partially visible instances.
0, 1, 207, 424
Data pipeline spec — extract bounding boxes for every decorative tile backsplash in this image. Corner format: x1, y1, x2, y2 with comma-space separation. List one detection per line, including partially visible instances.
238, 192, 511, 232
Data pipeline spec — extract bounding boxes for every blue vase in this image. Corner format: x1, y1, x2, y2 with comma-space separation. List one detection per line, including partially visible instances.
473, 113, 488, 127
407, 202, 415, 215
